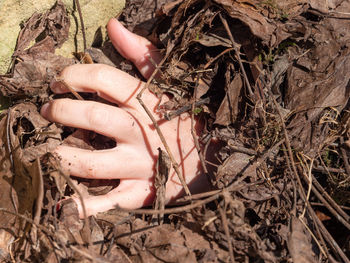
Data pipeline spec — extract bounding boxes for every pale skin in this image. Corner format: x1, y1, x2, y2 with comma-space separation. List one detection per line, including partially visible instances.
40, 19, 209, 218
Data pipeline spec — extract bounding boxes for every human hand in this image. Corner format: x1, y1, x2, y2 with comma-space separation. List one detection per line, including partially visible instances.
41, 19, 209, 218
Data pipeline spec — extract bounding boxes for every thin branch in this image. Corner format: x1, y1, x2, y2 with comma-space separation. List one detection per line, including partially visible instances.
218, 205, 235, 263
268, 89, 306, 204
307, 205, 350, 263
0, 208, 52, 235
50, 157, 92, 247
75, 0, 86, 51
56, 78, 84, 100
340, 137, 350, 178
312, 174, 350, 222
203, 47, 234, 70
6, 108, 18, 213
300, 158, 314, 219
219, 14, 254, 97
164, 97, 209, 120
298, 217, 327, 258
191, 76, 215, 184
136, 55, 191, 197
117, 193, 220, 215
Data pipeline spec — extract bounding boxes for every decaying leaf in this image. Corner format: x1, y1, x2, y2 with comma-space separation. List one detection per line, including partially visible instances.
1, 0, 350, 261
0, 1, 75, 99
151, 148, 171, 225
217, 152, 257, 188
288, 217, 317, 263
215, 70, 243, 126
0, 0, 125, 74
213, 0, 275, 45
284, 0, 350, 155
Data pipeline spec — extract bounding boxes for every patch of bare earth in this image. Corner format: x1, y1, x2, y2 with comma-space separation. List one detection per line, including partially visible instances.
1, 0, 350, 262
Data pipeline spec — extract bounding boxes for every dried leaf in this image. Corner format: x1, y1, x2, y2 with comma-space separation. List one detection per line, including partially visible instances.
217, 152, 257, 188
287, 217, 317, 263
284, 2, 350, 154
151, 148, 171, 224
15, 1, 70, 57
215, 72, 243, 126
214, 0, 275, 44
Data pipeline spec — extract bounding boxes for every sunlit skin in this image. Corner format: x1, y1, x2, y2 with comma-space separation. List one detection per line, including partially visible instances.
40, 19, 210, 218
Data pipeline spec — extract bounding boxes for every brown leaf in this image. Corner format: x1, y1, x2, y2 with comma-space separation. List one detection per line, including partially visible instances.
14, 0, 69, 56
0, 1, 74, 99
287, 217, 317, 263
214, 0, 275, 44
217, 152, 257, 188
116, 219, 198, 262
195, 33, 231, 48
284, 2, 350, 154
309, 0, 330, 13
215, 71, 243, 126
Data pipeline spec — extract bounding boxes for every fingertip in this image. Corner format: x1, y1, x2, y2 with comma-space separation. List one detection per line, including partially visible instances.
107, 18, 162, 79
40, 102, 50, 119
107, 18, 129, 58
50, 79, 66, 93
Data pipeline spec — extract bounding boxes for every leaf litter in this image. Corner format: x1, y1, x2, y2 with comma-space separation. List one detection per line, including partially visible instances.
1, 0, 350, 262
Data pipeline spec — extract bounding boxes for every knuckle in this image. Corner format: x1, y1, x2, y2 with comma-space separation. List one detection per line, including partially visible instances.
87, 104, 110, 128
85, 156, 98, 178
90, 65, 108, 84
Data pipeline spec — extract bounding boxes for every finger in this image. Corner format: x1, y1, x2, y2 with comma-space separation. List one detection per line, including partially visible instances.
72, 179, 154, 218
41, 99, 139, 142
55, 145, 154, 180
107, 18, 162, 79
51, 64, 159, 108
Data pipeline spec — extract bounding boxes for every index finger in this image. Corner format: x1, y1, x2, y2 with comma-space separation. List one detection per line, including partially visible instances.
51, 64, 160, 109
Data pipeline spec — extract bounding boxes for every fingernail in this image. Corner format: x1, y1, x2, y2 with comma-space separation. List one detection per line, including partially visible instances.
56, 202, 61, 212
40, 103, 50, 118
50, 79, 64, 93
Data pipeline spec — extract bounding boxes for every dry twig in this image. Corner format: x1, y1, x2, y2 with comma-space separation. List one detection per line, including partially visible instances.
219, 14, 254, 98
218, 204, 235, 263
75, 0, 87, 51
136, 55, 191, 197
6, 108, 18, 213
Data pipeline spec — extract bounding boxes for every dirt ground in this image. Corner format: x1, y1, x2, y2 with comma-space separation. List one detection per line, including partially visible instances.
1, 0, 350, 262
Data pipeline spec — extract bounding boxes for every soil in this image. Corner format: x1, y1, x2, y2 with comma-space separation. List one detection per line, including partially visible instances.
1, 0, 350, 262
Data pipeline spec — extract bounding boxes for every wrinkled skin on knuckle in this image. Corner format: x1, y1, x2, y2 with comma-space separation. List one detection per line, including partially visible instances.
83, 154, 101, 178
90, 64, 109, 85
87, 103, 110, 129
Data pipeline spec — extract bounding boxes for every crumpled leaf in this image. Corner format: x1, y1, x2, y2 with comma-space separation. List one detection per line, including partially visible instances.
217, 152, 257, 189
0, 1, 75, 99
287, 217, 317, 263
0, 0, 125, 74
9, 103, 61, 165
284, 0, 350, 155
215, 71, 243, 126
14, 1, 70, 56
8, 103, 61, 214
213, 0, 275, 45
0, 103, 61, 259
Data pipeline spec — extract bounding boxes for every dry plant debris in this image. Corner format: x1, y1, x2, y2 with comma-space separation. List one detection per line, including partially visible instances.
1, 0, 350, 262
